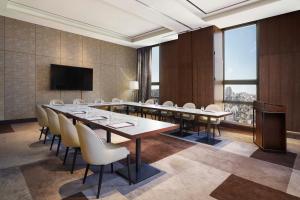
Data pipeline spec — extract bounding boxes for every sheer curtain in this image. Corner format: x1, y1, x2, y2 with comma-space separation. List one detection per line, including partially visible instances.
137, 47, 152, 102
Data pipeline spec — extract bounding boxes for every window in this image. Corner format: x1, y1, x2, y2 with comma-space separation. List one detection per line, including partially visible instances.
224, 24, 257, 125
151, 46, 160, 98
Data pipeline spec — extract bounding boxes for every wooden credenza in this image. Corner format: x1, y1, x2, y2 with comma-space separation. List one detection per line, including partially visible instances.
253, 101, 287, 152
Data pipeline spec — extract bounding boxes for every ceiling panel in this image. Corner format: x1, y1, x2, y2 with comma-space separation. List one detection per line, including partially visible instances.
10, 0, 161, 37
187, 0, 254, 14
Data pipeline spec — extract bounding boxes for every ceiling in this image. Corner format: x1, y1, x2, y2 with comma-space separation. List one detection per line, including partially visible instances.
0, 0, 299, 48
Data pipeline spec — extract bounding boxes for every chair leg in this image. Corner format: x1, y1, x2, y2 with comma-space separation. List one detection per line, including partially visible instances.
197, 125, 200, 136
83, 164, 90, 184
43, 128, 49, 144
217, 125, 221, 136
56, 136, 61, 156
97, 165, 104, 199
71, 148, 78, 174
50, 135, 56, 150
111, 163, 114, 173
63, 147, 69, 165
39, 127, 44, 140
127, 155, 132, 185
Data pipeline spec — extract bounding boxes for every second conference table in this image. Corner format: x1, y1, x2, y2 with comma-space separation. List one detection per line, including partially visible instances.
45, 104, 179, 184
90, 101, 232, 139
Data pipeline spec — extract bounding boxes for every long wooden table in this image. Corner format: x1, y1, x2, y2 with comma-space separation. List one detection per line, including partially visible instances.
44, 104, 179, 183
91, 102, 232, 139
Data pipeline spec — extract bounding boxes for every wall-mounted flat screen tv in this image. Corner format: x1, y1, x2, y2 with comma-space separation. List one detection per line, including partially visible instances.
50, 64, 93, 91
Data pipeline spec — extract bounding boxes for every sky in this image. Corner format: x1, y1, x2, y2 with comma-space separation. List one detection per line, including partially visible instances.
224, 24, 257, 94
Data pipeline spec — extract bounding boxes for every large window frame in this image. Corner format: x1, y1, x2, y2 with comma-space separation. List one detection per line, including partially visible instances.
223, 23, 258, 125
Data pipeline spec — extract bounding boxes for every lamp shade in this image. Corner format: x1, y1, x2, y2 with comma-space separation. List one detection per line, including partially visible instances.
129, 81, 139, 90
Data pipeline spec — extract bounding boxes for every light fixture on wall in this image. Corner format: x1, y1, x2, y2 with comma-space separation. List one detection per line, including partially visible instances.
129, 81, 139, 101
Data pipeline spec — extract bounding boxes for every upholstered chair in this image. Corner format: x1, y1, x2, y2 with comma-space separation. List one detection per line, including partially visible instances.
199, 104, 222, 136
142, 99, 157, 119
94, 99, 104, 104
36, 105, 49, 143
49, 99, 64, 105
160, 101, 174, 121
46, 108, 62, 156
58, 114, 81, 174
182, 102, 196, 120
111, 98, 126, 113
76, 122, 132, 198
73, 98, 86, 105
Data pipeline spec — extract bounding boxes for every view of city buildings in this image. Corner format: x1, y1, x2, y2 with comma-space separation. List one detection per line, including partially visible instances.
224, 86, 256, 125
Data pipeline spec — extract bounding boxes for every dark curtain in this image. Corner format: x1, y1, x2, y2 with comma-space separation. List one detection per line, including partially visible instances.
137, 47, 152, 102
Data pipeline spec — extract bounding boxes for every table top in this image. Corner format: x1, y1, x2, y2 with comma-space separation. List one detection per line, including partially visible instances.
44, 104, 179, 139
91, 102, 232, 118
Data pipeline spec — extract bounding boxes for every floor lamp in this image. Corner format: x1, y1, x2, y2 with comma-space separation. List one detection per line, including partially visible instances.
129, 81, 139, 102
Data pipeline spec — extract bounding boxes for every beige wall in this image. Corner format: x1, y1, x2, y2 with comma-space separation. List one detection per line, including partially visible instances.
0, 16, 137, 120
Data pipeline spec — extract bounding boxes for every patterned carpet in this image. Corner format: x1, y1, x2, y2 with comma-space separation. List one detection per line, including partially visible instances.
0, 122, 299, 200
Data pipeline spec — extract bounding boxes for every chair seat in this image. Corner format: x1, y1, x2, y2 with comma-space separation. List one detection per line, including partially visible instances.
100, 143, 129, 165
161, 111, 173, 117
182, 113, 195, 121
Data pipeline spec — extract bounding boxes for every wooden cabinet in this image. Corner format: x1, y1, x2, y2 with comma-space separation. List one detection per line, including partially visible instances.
253, 101, 286, 152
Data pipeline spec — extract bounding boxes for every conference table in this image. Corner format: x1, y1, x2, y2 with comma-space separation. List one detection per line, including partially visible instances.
91, 101, 232, 139
44, 104, 179, 184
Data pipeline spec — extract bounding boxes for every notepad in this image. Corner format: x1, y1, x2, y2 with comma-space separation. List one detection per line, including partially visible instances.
72, 111, 86, 114
87, 116, 107, 121
108, 122, 134, 129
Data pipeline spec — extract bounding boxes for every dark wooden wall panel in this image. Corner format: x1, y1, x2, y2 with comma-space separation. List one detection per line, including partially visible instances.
159, 40, 178, 104
258, 11, 300, 132
192, 27, 214, 107
159, 26, 216, 107
177, 32, 193, 106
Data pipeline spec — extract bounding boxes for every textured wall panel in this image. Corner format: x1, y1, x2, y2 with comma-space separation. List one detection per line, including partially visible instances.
5, 18, 35, 54
1, 16, 137, 120
0, 16, 4, 51
83, 37, 99, 66
99, 64, 117, 101
61, 32, 82, 64
36, 25, 60, 57
99, 41, 116, 65
4, 52, 35, 119
0, 51, 4, 120
36, 56, 60, 105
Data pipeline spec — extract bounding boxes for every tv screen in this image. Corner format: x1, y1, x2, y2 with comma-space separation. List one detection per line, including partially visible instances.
50, 64, 93, 91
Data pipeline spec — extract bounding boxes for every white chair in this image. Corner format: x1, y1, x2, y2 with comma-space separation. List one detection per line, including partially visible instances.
36, 105, 49, 143
58, 114, 81, 174
94, 99, 104, 104
182, 103, 196, 120
73, 98, 86, 105
76, 123, 132, 198
199, 104, 222, 136
142, 99, 156, 119
46, 108, 62, 156
49, 99, 64, 106
160, 101, 174, 121
111, 98, 126, 113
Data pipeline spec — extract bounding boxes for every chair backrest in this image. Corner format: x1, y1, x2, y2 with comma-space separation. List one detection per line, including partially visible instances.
162, 101, 174, 107
94, 99, 104, 103
45, 108, 60, 135
145, 99, 155, 104
205, 104, 222, 112
76, 122, 109, 165
183, 102, 196, 109
73, 98, 86, 105
49, 99, 64, 106
58, 114, 80, 148
112, 98, 121, 103
36, 105, 48, 127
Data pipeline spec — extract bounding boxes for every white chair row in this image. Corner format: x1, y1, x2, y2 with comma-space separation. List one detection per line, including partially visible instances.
35, 105, 132, 198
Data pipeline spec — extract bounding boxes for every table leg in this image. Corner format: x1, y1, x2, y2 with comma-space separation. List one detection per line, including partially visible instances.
140, 108, 143, 117
116, 137, 160, 184
106, 131, 111, 143
126, 105, 129, 115
180, 114, 183, 136
72, 118, 76, 125
207, 116, 211, 140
